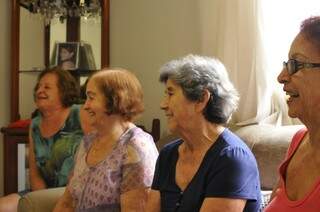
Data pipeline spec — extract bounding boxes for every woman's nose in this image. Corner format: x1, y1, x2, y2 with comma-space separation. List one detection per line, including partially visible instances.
160, 98, 168, 110
36, 86, 43, 93
83, 99, 90, 110
277, 67, 290, 84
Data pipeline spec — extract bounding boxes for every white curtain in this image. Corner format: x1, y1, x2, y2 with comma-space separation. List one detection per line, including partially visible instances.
208, 0, 319, 126
210, 0, 271, 125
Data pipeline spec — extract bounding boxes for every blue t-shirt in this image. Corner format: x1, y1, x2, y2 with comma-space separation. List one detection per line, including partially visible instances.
152, 129, 261, 212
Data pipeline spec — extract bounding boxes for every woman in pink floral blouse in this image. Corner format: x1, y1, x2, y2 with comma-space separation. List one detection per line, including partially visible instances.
53, 68, 159, 212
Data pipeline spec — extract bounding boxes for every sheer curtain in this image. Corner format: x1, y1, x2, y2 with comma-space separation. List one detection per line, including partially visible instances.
208, 0, 319, 126
261, 0, 320, 125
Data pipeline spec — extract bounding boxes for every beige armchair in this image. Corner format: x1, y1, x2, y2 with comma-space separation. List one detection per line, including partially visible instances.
18, 187, 65, 212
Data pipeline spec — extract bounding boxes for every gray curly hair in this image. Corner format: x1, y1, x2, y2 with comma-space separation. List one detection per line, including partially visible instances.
159, 55, 239, 124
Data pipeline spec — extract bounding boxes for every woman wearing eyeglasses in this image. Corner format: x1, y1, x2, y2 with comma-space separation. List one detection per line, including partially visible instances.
265, 16, 320, 211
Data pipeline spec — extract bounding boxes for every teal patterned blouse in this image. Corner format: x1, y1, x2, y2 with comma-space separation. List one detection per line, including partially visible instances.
31, 104, 83, 188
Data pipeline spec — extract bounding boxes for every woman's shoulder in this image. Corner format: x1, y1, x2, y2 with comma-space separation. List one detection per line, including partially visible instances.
69, 104, 81, 115
31, 109, 42, 122
218, 129, 252, 151
212, 129, 257, 164
63, 104, 83, 129
160, 139, 182, 153
122, 126, 152, 141
121, 126, 158, 151
31, 114, 41, 126
30, 113, 42, 135
120, 126, 159, 167
154, 139, 182, 163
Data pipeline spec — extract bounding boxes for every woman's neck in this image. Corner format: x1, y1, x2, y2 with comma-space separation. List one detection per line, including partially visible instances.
41, 106, 69, 121
180, 121, 224, 153
95, 117, 132, 144
39, 106, 71, 138
305, 126, 320, 150
301, 118, 320, 148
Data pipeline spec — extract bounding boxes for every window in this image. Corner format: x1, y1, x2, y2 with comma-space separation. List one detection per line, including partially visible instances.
262, 0, 320, 86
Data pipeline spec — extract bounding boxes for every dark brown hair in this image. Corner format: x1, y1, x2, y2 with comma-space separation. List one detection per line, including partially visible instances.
90, 68, 144, 121
34, 67, 80, 107
300, 16, 320, 51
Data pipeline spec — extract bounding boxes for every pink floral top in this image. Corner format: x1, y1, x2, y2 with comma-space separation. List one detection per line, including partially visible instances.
68, 126, 159, 212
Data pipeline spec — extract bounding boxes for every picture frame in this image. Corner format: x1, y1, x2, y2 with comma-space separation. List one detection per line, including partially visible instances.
79, 42, 96, 71
54, 42, 80, 70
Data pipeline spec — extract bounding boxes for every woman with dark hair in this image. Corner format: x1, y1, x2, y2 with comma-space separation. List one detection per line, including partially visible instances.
265, 16, 320, 211
146, 55, 261, 212
0, 67, 90, 212
59, 45, 76, 70
53, 68, 158, 212
35, 67, 80, 106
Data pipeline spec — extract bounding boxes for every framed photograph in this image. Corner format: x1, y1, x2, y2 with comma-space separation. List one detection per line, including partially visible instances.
55, 42, 80, 70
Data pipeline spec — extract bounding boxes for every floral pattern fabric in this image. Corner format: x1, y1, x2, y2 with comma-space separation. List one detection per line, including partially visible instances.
32, 104, 83, 187
68, 126, 159, 212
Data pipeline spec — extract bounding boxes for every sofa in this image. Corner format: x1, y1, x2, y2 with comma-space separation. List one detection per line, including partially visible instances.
18, 124, 304, 211
18, 187, 65, 212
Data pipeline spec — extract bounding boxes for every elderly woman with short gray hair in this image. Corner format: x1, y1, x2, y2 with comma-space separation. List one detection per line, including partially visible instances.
146, 55, 261, 212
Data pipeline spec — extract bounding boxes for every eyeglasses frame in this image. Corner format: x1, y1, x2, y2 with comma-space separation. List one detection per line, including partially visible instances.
283, 59, 320, 75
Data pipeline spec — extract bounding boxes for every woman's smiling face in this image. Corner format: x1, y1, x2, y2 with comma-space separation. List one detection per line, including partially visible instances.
278, 33, 320, 122
35, 73, 62, 110
160, 79, 197, 134
83, 78, 107, 127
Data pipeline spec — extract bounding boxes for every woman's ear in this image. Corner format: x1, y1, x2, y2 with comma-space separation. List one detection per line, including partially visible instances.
195, 89, 210, 113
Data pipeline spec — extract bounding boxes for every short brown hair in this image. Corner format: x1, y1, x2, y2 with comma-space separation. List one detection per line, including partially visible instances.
90, 68, 144, 121
34, 67, 80, 107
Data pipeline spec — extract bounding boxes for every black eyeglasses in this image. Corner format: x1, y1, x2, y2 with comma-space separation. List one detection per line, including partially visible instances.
283, 59, 320, 75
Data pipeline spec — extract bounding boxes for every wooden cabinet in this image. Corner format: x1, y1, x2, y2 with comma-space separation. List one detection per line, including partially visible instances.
1, 126, 29, 195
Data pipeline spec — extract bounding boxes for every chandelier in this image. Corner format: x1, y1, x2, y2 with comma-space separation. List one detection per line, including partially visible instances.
20, 0, 101, 25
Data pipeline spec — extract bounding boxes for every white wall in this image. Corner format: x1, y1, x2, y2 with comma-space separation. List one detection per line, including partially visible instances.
50, 18, 66, 63
19, 8, 45, 119
110, 0, 206, 135
0, 0, 11, 196
80, 17, 101, 69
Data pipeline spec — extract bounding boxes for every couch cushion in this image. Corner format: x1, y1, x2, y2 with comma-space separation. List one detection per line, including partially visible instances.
235, 124, 304, 190
18, 187, 65, 212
